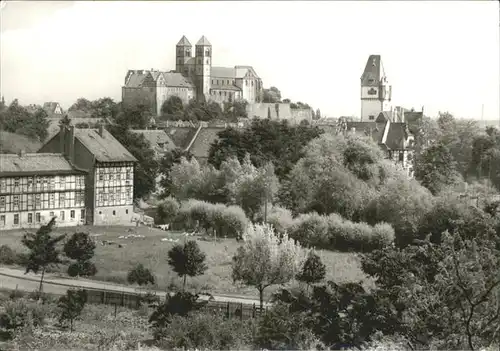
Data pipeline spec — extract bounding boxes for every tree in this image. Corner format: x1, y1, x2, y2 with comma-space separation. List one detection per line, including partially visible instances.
208, 118, 324, 181
158, 148, 193, 198
68, 98, 93, 112
21, 218, 66, 292
59, 114, 71, 126
161, 96, 184, 118
63, 232, 97, 277
91, 97, 119, 119
168, 240, 208, 291
156, 196, 180, 225
108, 125, 159, 200
0, 99, 49, 141
183, 99, 223, 121
64, 232, 95, 262
115, 102, 153, 129
296, 250, 326, 290
57, 289, 87, 332
232, 223, 306, 309
223, 99, 248, 120
127, 263, 156, 286
262, 87, 281, 103
414, 141, 462, 195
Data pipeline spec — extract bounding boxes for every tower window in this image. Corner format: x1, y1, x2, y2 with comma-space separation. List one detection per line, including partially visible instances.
206, 59, 209, 64
369, 115, 375, 120
227, 80, 229, 84
205, 49, 210, 56
186, 50, 191, 56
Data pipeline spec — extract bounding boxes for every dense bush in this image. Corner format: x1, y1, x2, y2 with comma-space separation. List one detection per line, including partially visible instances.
0, 245, 22, 265
0, 298, 48, 340
67, 261, 97, 277
289, 212, 394, 252
254, 204, 294, 234
156, 196, 180, 226
127, 263, 156, 286
178, 199, 248, 238
157, 311, 256, 350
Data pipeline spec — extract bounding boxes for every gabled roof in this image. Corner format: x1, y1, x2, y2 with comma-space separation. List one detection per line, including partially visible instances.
43, 102, 61, 114
384, 122, 408, 150
131, 130, 176, 151
162, 72, 194, 88
235, 66, 260, 79
74, 129, 137, 163
211, 67, 235, 78
0, 153, 85, 176
361, 55, 386, 86
376, 111, 392, 123
177, 35, 192, 47
346, 121, 386, 144
124, 71, 147, 88
196, 36, 211, 46
187, 127, 224, 159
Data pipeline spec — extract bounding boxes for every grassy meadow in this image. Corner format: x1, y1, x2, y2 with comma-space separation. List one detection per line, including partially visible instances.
0, 225, 373, 300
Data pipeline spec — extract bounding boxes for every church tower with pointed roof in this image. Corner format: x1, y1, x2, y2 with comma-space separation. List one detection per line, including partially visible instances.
176, 35, 193, 77
194, 36, 212, 102
360, 55, 392, 121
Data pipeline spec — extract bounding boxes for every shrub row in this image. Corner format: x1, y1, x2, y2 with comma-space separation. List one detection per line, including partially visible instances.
288, 212, 394, 252
0, 245, 27, 265
177, 199, 249, 238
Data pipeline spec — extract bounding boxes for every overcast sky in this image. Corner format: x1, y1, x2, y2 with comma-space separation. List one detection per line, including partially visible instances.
1, 1, 499, 120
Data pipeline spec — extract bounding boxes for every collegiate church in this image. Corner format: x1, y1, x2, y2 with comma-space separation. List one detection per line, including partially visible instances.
122, 36, 264, 116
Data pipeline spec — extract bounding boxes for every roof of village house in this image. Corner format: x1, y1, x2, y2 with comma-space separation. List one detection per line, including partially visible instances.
161, 72, 194, 87
211, 67, 235, 78
0, 131, 43, 154
164, 127, 198, 150
43, 102, 62, 114
361, 55, 386, 87
74, 128, 137, 163
196, 36, 211, 46
385, 122, 408, 150
0, 153, 85, 176
187, 127, 224, 159
131, 130, 177, 151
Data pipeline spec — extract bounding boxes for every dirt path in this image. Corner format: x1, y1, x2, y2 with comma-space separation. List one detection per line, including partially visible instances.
0, 266, 270, 306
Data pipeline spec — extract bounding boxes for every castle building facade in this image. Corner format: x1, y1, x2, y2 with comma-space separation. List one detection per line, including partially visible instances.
122, 36, 264, 116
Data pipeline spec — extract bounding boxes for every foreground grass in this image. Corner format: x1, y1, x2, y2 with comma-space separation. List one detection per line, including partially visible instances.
0, 293, 155, 350
0, 225, 373, 299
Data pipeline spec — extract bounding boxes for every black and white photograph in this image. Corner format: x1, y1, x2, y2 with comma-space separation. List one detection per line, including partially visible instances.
0, 1, 499, 350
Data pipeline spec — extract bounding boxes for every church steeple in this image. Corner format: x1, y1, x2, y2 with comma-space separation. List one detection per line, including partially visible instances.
176, 35, 192, 76
195, 36, 212, 102
360, 55, 392, 121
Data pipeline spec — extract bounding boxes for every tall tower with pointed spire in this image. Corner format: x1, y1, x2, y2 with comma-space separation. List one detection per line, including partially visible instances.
360, 55, 392, 121
194, 36, 212, 102
176, 35, 192, 77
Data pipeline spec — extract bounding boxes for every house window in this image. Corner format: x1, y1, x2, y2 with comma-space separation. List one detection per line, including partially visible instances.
60, 177, 65, 189
0, 215, 6, 226
49, 211, 54, 217
14, 178, 20, 187
35, 194, 41, 208
99, 174, 104, 181
99, 211, 102, 215
60, 211, 65, 220
369, 115, 375, 120
27, 177, 33, 188
28, 213, 33, 223
35, 213, 41, 223
60, 193, 65, 207
70, 210, 75, 219
0, 179, 5, 191
13, 196, 19, 208
125, 209, 129, 214
0, 196, 5, 209
14, 214, 19, 225
81, 209, 85, 219
399, 152, 404, 162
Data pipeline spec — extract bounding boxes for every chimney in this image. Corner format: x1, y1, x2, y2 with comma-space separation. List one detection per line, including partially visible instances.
99, 124, 105, 137
401, 110, 405, 123
59, 125, 66, 155
68, 125, 75, 162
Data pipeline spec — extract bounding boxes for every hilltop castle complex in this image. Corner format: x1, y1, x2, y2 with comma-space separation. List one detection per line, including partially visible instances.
122, 36, 263, 116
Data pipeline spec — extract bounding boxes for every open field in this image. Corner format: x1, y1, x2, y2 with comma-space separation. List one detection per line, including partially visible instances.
0, 225, 373, 300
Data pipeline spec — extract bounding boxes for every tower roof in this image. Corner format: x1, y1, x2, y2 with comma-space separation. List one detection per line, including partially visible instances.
196, 35, 211, 46
176, 35, 192, 47
361, 55, 387, 86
